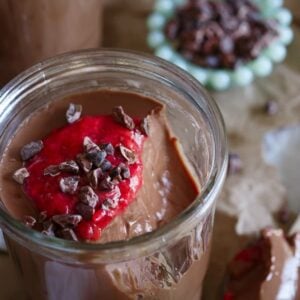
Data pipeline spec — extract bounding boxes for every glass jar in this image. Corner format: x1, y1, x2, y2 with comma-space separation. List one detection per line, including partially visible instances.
0, 0, 102, 85
0, 49, 227, 300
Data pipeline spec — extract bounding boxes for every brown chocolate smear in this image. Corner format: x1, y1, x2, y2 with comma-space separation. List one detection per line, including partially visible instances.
79, 186, 98, 208
66, 103, 82, 124
59, 160, 79, 174
112, 106, 135, 130
44, 165, 60, 176
76, 153, 93, 173
52, 214, 82, 228
20, 140, 43, 161
13, 167, 29, 184
119, 145, 136, 164
59, 176, 80, 194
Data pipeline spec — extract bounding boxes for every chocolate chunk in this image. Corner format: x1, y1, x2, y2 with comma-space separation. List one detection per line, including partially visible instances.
100, 159, 112, 172
99, 175, 116, 191
119, 163, 130, 179
140, 117, 150, 136
79, 186, 98, 208
263, 100, 278, 116
119, 145, 136, 164
228, 153, 242, 175
58, 228, 78, 241
20, 140, 43, 161
76, 203, 95, 221
88, 168, 103, 189
83, 137, 100, 154
59, 176, 80, 194
44, 165, 60, 176
112, 106, 135, 130
87, 150, 107, 168
52, 214, 82, 228
76, 153, 93, 173
66, 103, 82, 124
23, 215, 36, 227
13, 167, 29, 184
100, 143, 115, 155
59, 160, 79, 174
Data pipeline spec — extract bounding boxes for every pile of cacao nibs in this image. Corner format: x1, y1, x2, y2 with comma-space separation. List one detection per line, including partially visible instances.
13, 104, 149, 241
165, 0, 278, 69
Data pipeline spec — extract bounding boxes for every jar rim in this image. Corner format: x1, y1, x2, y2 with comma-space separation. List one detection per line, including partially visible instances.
0, 49, 228, 260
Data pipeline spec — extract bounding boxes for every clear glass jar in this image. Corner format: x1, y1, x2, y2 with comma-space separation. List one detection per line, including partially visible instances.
0, 50, 227, 300
0, 0, 102, 85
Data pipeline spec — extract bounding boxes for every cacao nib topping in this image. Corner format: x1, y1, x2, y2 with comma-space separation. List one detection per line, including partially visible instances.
165, 0, 278, 70
52, 214, 82, 228
23, 215, 36, 227
59, 176, 80, 194
109, 167, 123, 182
66, 103, 82, 124
100, 159, 112, 172
57, 228, 78, 241
112, 106, 135, 130
99, 175, 116, 191
59, 160, 79, 174
140, 116, 150, 136
44, 165, 60, 177
119, 145, 136, 164
13, 167, 29, 184
102, 198, 119, 210
83, 137, 100, 154
264, 100, 278, 116
76, 153, 93, 173
87, 150, 107, 168
20, 140, 43, 161
88, 168, 104, 189
76, 203, 95, 221
79, 186, 98, 208
119, 163, 131, 179
228, 153, 243, 175
100, 143, 115, 155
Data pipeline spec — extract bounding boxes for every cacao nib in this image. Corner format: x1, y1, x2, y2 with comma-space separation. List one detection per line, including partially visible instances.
52, 214, 82, 228
13, 167, 29, 184
140, 117, 150, 136
23, 215, 36, 227
79, 186, 98, 208
99, 175, 116, 191
112, 106, 135, 130
118, 145, 136, 164
58, 228, 78, 241
59, 176, 80, 194
76, 153, 93, 173
59, 160, 79, 174
100, 143, 115, 155
66, 103, 82, 124
20, 140, 43, 161
44, 165, 60, 177
76, 203, 95, 221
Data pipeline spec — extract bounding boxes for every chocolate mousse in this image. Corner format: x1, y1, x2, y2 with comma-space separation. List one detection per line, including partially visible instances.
0, 90, 200, 243
224, 228, 300, 300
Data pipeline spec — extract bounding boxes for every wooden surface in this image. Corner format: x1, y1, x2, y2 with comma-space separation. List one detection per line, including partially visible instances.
1, 1, 300, 299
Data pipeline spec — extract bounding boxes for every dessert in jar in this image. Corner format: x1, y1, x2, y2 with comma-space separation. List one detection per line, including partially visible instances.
0, 0, 102, 85
0, 50, 227, 300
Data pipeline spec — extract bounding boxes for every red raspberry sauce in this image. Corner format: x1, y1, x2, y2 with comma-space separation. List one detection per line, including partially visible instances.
24, 115, 146, 241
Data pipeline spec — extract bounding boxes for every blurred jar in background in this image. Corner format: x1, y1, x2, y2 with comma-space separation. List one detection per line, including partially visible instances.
0, 0, 102, 85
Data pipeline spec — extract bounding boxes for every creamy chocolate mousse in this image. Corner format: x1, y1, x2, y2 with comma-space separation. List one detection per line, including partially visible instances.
224, 229, 300, 300
0, 90, 211, 300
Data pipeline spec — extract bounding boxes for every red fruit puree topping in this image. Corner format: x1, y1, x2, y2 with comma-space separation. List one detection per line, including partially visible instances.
13, 104, 149, 241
